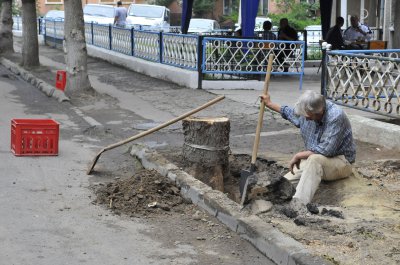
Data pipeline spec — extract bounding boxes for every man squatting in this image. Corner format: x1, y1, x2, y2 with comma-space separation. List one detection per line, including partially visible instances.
261, 90, 356, 213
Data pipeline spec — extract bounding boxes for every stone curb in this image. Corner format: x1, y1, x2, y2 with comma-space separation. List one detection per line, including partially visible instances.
130, 144, 332, 265
348, 115, 400, 150
0, 57, 70, 103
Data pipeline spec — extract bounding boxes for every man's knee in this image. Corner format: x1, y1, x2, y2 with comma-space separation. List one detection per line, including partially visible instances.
306, 154, 326, 165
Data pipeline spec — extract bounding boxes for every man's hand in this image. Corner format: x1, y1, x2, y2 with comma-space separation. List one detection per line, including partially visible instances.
355, 27, 367, 36
289, 154, 301, 174
260, 93, 281, 113
289, 151, 316, 174
260, 93, 271, 106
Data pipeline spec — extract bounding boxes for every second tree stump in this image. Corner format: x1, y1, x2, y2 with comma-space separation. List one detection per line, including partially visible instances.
182, 117, 230, 192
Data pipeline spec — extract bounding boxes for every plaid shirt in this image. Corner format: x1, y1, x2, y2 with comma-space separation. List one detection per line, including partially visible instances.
281, 101, 356, 163
262, 31, 277, 40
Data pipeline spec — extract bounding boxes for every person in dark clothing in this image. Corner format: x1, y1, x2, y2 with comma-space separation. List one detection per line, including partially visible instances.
262, 20, 276, 40
278, 18, 298, 41
326, 17, 345, 50
277, 18, 298, 72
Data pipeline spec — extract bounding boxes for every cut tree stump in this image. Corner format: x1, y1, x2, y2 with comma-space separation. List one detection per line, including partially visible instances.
182, 117, 230, 192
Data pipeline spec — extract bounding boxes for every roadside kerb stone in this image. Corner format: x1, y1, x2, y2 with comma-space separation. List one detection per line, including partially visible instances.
86, 45, 199, 89
130, 144, 332, 265
348, 115, 400, 150
0, 57, 69, 102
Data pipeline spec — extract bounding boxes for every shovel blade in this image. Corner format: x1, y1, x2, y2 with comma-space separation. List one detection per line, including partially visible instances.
239, 169, 252, 196
239, 163, 257, 195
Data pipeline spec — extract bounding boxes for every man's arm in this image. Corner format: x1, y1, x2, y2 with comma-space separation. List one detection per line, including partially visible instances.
289, 150, 315, 174
261, 93, 281, 113
261, 93, 301, 128
114, 10, 119, 25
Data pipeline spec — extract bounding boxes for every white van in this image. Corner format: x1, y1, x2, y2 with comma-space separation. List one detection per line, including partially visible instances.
83, 4, 116, 25
126, 4, 170, 32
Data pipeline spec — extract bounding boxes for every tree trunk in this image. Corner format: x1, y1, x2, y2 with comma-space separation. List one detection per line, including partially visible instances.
21, 0, 39, 68
0, 0, 14, 54
63, 0, 92, 95
182, 117, 230, 192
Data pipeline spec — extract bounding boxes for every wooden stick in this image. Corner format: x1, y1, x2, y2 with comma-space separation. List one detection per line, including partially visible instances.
250, 54, 274, 165
87, 96, 225, 175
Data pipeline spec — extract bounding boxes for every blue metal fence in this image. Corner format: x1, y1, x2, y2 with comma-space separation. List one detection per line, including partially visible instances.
43, 19, 199, 71
18, 18, 305, 88
202, 37, 306, 87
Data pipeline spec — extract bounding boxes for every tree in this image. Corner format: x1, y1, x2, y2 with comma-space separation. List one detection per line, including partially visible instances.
193, 0, 215, 17
21, 0, 39, 68
63, 0, 92, 94
0, 0, 14, 54
269, 0, 320, 30
154, 0, 175, 7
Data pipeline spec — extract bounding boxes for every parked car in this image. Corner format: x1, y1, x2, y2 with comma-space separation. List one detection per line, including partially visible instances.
188, 19, 220, 34
235, 17, 272, 32
126, 4, 170, 32
299, 25, 322, 46
83, 4, 116, 25
43, 10, 64, 20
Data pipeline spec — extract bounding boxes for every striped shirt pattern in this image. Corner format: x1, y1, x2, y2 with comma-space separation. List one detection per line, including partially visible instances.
281, 101, 356, 163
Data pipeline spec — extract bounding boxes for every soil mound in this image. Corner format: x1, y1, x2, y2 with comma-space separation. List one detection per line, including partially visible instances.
93, 170, 183, 216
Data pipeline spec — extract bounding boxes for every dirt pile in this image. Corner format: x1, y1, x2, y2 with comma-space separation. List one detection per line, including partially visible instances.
93, 170, 183, 216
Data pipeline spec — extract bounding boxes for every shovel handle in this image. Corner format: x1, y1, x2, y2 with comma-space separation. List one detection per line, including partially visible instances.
251, 54, 274, 165
103, 95, 225, 152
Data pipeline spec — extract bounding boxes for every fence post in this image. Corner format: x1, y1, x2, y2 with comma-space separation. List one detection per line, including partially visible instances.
109, 24, 112, 50
159, 32, 163, 63
197, 35, 204, 90
38, 18, 42, 35
131, 28, 135, 56
91, 22, 94, 45
43, 19, 47, 41
303, 30, 308, 61
320, 42, 329, 97
53, 20, 57, 48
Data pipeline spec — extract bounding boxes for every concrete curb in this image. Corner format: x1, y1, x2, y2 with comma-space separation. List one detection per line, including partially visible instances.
0, 57, 70, 102
130, 144, 332, 265
348, 115, 400, 150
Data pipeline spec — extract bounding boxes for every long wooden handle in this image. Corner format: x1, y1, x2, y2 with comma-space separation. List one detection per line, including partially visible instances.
250, 54, 274, 165
103, 95, 225, 152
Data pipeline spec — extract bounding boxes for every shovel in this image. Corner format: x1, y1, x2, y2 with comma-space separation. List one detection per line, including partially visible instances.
239, 54, 274, 205
87, 96, 225, 175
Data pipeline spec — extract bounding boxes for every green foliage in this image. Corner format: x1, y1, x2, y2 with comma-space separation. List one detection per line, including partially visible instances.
154, 0, 175, 7
0, 1, 21, 16
193, 0, 215, 17
219, 0, 239, 27
12, 2, 21, 15
270, 0, 320, 30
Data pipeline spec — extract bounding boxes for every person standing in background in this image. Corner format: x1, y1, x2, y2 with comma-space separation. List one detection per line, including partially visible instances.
277, 18, 298, 72
326, 17, 345, 50
114, 1, 127, 28
262, 20, 276, 40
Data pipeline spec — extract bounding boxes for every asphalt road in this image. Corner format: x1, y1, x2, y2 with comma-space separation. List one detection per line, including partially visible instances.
0, 64, 275, 264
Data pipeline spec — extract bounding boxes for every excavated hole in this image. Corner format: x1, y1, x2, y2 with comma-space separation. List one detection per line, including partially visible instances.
164, 152, 288, 203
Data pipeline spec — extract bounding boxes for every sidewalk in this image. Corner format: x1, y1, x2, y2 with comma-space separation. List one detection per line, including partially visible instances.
3, 37, 400, 265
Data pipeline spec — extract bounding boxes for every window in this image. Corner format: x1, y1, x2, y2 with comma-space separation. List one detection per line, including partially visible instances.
223, 0, 232, 15
45, 0, 62, 4
98, 0, 115, 4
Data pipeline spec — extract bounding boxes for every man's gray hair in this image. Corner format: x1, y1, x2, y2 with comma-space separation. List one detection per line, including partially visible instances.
294, 90, 326, 116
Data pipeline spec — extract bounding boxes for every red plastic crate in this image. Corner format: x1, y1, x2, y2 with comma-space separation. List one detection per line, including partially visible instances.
11, 119, 60, 156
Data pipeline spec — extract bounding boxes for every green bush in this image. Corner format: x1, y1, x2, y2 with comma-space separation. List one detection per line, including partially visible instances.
269, 0, 321, 30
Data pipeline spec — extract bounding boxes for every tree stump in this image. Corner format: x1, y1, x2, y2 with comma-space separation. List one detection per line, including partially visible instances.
182, 117, 230, 192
